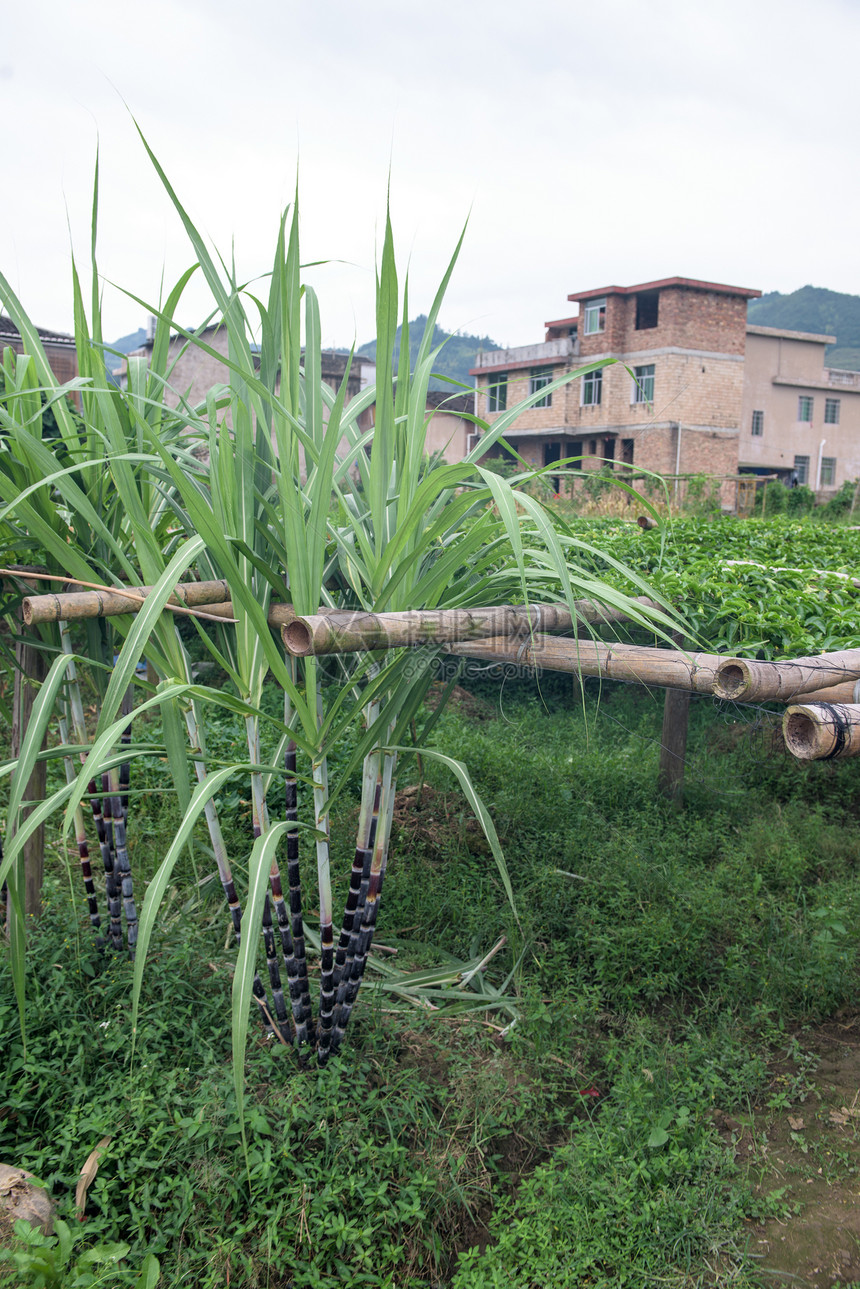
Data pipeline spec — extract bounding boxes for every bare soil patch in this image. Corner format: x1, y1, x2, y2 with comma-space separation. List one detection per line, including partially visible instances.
731, 1010, 860, 1287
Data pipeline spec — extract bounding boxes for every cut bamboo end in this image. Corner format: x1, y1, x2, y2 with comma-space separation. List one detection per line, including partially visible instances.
713, 649, 860, 703
713, 661, 750, 699
284, 619, 314, 656
782, 703, 860, 761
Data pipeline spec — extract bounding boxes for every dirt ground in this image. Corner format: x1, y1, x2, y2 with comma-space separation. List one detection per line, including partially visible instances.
728, 1009, 860, 1288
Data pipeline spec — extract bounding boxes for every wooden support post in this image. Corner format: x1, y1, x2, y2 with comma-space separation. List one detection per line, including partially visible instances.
657, 633, 690, 805
11, 627, 47, 919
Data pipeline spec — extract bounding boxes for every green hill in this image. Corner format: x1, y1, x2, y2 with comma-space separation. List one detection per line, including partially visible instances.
357, 315, 500, 390
748, 286, 860, 371
104, 327, 147, 373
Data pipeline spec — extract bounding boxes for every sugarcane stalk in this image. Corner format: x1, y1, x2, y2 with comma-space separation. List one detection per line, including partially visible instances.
107, 765, 137, 958
57, 708, 102, 939
118, 686, 133, 825
330, 749, 397, 1055
58, 621, 118, 940
312, 681, 335, 1062
175, 665, 271, 1033
332, 748, 381, 995
99, 774, 123, 952
331, 679, 383, 1015
246, 714, 292, 1044
181, 699, 243, 940
283, 739, 314, 1047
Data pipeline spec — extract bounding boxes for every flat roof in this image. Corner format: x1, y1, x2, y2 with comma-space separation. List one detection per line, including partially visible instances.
567, 276, 761, 303
545, 315, 579, 329
746, 323, 834, 346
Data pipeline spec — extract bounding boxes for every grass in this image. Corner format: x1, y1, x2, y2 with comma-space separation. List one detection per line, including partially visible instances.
5, 677, 860, 1286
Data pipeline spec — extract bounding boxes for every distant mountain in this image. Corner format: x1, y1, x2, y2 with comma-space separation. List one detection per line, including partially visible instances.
357, 315, 501, 391
748, 286, 860, 371
104, 327, 147, 373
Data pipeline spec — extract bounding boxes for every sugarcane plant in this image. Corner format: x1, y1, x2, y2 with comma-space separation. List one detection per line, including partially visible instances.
0, 137, 680, 1143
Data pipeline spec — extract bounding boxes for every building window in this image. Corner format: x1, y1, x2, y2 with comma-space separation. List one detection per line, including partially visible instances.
751, 409, 764, 436
487, 373, 507, 412
820, 456, 836, 487
529, 368, 552, 408
824, 397, 841, 425
581, 369, 602, 406
797, 395, 814, 421
635, 291, 659, 330
568, 439, 583, 468
621, 438, 635, 467
603, 437, 615, 464
583, 298, 606, 336
794, 454, 810, 484
632, 364, 655, 404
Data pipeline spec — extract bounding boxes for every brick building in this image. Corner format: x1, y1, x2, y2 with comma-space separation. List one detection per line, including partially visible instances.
741, 326, 860, 491
0, 314, 78, 387
471, 277, 761, 496
125, 323, 376, 426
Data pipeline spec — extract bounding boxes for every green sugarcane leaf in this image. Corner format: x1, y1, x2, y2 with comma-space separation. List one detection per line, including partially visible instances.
160, 694, 192, 821
232, 821, 290, 1175
96, 536, 206, 739
388, 744, 518, 925
64, 686, 197, 844
7, 652, 75, 825
131, 764, 239, 1048
225, 537, 289, 601
0, 750, 150, 884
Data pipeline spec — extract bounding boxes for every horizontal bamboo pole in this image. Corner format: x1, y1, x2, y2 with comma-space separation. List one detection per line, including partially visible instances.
449, 635, 723, 693
792, 680, 860, 705
204, 602, 297, 627
713, 650, 860, 703
783, 702, 860, 761
281, 597, 664, 657
23, 579, 232, 625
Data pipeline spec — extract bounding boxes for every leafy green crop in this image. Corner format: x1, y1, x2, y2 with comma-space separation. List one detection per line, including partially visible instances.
557, 515, 860, 657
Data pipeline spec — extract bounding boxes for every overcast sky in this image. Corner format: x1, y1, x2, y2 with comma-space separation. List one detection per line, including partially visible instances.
2, 0, 858, 351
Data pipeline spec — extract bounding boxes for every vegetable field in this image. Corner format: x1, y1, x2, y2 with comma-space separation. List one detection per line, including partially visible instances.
564, 516, 860, 658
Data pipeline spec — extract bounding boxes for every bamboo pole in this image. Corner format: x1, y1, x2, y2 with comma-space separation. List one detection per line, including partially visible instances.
657, 632, 690, 804
282, 597, 664, 657
24, 587, 666, 644
449, 635, 723, 693
791, 680, 860, 705
22, 579, 232, 625
782, 703, 860, 761
713, 650, 860, 703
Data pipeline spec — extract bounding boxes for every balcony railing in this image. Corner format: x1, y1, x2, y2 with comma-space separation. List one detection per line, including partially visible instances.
827, 368, 860, 387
